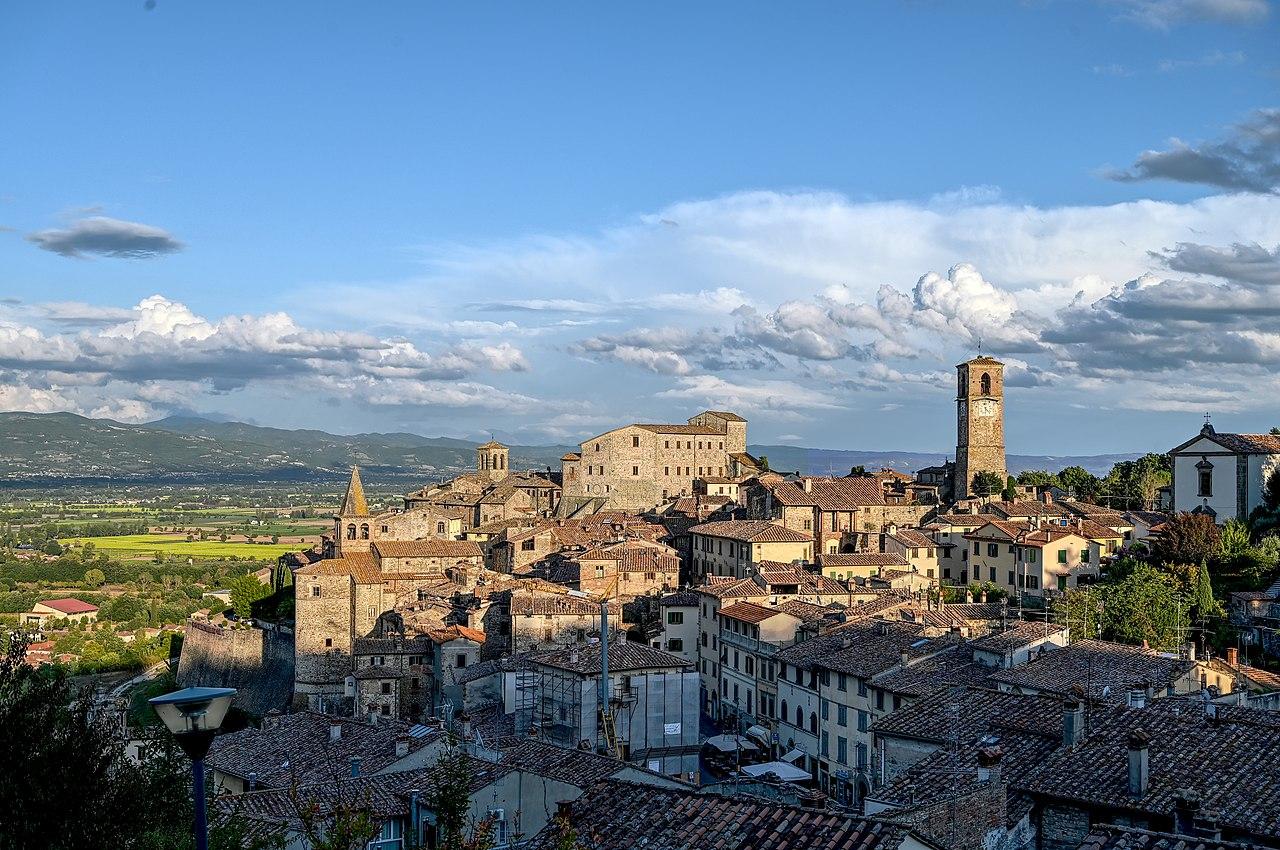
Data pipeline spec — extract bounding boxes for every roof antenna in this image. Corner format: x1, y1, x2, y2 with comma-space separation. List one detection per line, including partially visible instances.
976, 336, 982, 356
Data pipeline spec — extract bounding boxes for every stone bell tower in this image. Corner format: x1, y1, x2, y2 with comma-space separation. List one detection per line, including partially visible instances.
955, 356, 1007, 500
476, 441, 509, 483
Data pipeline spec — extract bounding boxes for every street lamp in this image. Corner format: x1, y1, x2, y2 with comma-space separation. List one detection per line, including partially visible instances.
150, 687, 237, 850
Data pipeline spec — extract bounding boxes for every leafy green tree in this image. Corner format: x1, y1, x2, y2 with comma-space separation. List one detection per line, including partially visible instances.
1189, 561, 1223, 619
1058, 466, 1100, 501
1219, 519, 1251, 560
42, 539, 64, 556
971, 471, 1004, 498
848, 465, 869, 477
1098, 563, 1189, 649
1016, 470, 1059, 487
83, 568, 106, 588
426, 747, 497, 850
757, 455, 770, 472
1152, 512, 1221, 568
227, 573, 270, 620
1001, 476, 1018, 502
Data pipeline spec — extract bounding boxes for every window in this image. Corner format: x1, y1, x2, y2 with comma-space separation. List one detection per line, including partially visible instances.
875, 689, 884, 710
311, 585, 322, 597
1008, 570, 1015, 586
987, 543, 999, 557
858, 678, 867, 697
1082, 549, 1091, 563
821, 731, 830, 757
857, 710, 868, 732
380, 704, 390, 716
781, 699, 788, 721
668, 638, 684, 652
632, 466, 640, 476
837, 704, 848, 727
665, 440, 670, 448
632, 435, 640, 447
809, 712, 818, 734
436, 521, 445, 534
595, 443, 601, 452
803, 519, 812, 530
360, 524, 369, 540
325, 638, 333, 648
667, 611, 684, 625
989, 567, 996, 582
664, 467, 669, 476
973, 541, 980, 555
521, 539, 536, 551
1028, 549, 1037, 563
381, 682, 392, 694
820, 699, 829, 721
381, 525, 388, 533
837, 736, 848, 765
456, 653, 467, 668
837, 673, 847, 692
1198, 463, 1213, 497
980, 372, 991, 395
796, 706, 804, 726
1058, 549, 1068, 564
347, 524, 356, 540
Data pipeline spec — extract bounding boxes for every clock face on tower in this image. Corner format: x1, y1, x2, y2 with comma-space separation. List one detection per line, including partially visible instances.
975, 399, 998, 418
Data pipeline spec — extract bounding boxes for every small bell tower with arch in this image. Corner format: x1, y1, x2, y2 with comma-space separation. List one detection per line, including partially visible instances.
955, 355, 1007, 500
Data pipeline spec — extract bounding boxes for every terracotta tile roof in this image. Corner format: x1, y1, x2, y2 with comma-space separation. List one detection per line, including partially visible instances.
213, 757, 511, 824
1205, 432, 1280, 454
372, 540, 483, 559
983, 500, 1067, 518
970, 621, 1068, 653
820, 553, 910, 568
935, 602, 1006, 621
987, 640, 1196, 702
206, 711, 441, 787
753, 564, 849, 594
294, 553, 382, 584
719, 601, 790, 624
688, 519, 812, 543
531, 640, 691, 674
774, 620, 955, 679
634, 423, 726, 435
965, 519, 1032, 540
888, 529, 935, 548
1077, 824, 1249, 850
777, 599, 840, 623
426, 624, 486, 644
929, 513, 991, 527
496, 738, 679, 787
659, 591, 701, 607
526, 778, 923, 850
510, 593, 621, 617
703, 410, 747, 421
696, 577, 763, 599
871, 685, 1064, 743
36, 597, 98, 614
770, 477, 887, 509
1019, 700, 1280, 840
868, 646, 995, 697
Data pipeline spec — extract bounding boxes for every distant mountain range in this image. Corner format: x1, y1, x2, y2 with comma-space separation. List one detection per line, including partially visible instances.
0, 412, 1138, 485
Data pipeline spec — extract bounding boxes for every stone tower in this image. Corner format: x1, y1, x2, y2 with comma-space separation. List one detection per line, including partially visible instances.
334, 465, 370, 556
476, 441, 509, 483
955, 356, 1007, 500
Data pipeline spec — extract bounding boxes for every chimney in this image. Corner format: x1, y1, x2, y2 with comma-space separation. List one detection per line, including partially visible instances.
368, 710, 378, 725
1173, 789, 1202, 836
1062, 698, 1085, 747
350, 756, 361, 778
329, 720, 343, 742
395, 735, 410, 758
248, 771, 258, 791
1193, 809, 1223, 842
263, 709, 281, 730
556, 799, 574, 820
1226, 647, 1239, 667
1127, 729, 1150, 797
976, 745, 1003, 783
1127, 683, 1147, 709
796, 788, 827, 810
802, 478, 813, 493
1043, 490, 1053, 505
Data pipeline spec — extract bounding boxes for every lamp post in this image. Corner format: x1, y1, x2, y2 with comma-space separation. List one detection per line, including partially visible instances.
149, 687, 237, 850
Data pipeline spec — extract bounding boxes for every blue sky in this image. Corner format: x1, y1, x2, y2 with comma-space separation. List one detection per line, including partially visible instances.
1, 1, 1278, 454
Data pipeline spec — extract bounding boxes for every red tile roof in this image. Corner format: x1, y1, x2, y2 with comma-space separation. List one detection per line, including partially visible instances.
37, 598, 98, 614
372, 540, 483, 559
688, 520, 811, 543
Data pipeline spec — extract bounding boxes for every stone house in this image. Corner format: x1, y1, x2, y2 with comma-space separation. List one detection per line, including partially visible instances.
25, 597, 98, 626
508, 591, 624, 653
687, 519, 812, 580
561, 410, 747, 513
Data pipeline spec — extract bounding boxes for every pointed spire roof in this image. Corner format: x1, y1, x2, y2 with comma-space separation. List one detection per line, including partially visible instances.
339, 466, 369, 516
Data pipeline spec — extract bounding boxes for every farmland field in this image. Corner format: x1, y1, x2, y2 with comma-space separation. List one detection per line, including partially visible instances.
58, 534, 299, 559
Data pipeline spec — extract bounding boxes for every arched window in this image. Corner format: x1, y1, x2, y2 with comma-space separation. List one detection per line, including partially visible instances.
780, 699, 788, 722
346, 524, 356, 540
360, 524, 370, 539
809, 712, 818, 734
796, 706, 804, 727
980, 372, 991, 396
436, 521, 446, 534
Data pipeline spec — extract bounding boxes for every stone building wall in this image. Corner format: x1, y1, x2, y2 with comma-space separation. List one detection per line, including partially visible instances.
178, 620, 293, 716
335, 507, 461, 557
956, 358, 1007, 500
